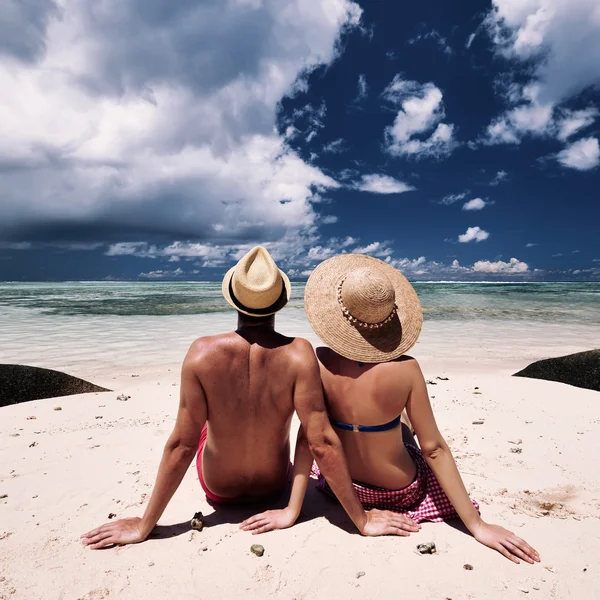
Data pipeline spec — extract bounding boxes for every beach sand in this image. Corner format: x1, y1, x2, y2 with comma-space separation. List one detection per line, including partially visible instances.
1, 302, 600, 600
1, 359, 599, 599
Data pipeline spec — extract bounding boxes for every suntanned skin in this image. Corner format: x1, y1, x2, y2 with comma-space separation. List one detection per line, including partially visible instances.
244, 346, 541, 565
81, 315, 420, 549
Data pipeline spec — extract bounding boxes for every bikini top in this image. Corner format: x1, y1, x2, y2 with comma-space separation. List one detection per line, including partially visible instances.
329, 415, 401, 433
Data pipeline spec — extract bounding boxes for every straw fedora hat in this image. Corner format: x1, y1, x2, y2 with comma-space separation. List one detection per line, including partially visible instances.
222, 246, 291, 317
304, 254, 423, 363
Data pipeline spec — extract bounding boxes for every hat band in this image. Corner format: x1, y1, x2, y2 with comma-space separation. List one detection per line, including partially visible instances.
336, 277, 397, 329
228, 274, 285, 315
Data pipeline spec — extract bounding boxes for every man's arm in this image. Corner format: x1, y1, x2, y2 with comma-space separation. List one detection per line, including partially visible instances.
292, 340, 420, 537
406, 359, 540, 564
81, 347, 207, 549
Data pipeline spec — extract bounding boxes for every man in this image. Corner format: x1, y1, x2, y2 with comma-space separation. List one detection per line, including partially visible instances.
81, 246, 419, 548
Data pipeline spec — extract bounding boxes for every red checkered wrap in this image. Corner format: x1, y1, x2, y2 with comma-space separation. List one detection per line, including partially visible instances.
310, 443, 479, 523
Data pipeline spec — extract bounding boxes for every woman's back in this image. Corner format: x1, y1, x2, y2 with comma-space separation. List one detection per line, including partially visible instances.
317, 347, 418, 490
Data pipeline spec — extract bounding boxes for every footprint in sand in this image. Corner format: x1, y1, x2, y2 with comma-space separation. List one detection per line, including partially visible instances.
515, 485, 582, 519
77, 589, 111, 600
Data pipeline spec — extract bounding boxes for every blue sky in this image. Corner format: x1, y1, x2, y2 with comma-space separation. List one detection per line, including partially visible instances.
0, 0, 599, 281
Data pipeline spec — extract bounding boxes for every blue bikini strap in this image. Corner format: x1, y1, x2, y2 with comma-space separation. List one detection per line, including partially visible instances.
329, 415, 401, 433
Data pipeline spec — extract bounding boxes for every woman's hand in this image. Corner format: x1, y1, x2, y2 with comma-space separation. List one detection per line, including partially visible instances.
81, 517, 149, 549
472, 521, 540, 564
359, 508, 421, 537
240, 507, 299, 534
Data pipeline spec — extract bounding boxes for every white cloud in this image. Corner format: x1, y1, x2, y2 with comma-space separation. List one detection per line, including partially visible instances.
462, 198, 487, 211
408, 30, 453, 55
321, 215, 338, 224
0, 0, 360, 255
486, 0, 600, 105
355, 74, 368, 101
483, 85, 554, 144
439, 190, 469, 205
556, 108, 599, 141
526, 242, 537, 247
307, 246, 336, 261
0, 242, 33, 250
322, 138, 347, 154
386, 256, 426, 270
353, 241, 393, 257
490, 170, 508, 185
482, 1, 600, 154
352, 174, 416, 194
458, 226, 490, 243
472, 257, 529, 273
139, 267, 184, 279
383, 76, 457, 159
556, 137, 600, 170
0, 240, 104, 252
482, 0, 600, 156
466, 33, 477, 49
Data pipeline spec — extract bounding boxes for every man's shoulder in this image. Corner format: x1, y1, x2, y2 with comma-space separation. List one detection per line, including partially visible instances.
185, 332, 237, 361
285, 337, 317, 367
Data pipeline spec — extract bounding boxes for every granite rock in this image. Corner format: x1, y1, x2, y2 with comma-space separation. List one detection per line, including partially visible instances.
0, 364, 110, 407
513, 350, 600, 392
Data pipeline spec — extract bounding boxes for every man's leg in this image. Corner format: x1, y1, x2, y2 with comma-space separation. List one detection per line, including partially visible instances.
196, 425, 235, 504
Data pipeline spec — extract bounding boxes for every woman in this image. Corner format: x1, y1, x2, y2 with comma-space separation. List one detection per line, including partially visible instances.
241, 254, 539, 565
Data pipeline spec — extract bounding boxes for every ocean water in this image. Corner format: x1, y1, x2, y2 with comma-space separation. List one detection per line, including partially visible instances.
1, 282, 599, 382
1, 281, 599, 322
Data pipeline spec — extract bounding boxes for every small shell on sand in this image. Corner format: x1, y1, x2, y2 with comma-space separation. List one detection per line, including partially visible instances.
463, 564, 474, 570
250, 544, 264, 557
54, 407, 62, 411
190, 512, 204, 531
417, 542, 437, 554
510, 447, 523, 454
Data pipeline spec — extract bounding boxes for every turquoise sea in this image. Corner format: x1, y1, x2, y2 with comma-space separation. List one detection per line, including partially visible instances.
1, 281, 599, 324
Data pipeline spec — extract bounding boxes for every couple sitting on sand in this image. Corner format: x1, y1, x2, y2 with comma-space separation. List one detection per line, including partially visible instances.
82, 247, 539, 564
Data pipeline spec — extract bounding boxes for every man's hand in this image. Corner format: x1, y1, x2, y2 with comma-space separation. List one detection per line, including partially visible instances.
472, 521, 540, 564
359, 508, 421, 537
80, 517, 149, 549
240, 507, 299, 535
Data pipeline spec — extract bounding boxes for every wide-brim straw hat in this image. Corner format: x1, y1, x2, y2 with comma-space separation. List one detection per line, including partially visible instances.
304, 254, 423, 363
222, 246, 291, 317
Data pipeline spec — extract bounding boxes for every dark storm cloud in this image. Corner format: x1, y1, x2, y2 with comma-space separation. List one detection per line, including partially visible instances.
75, 0, 275, 97
0, 0, 60, 63
0, 0, 352, 251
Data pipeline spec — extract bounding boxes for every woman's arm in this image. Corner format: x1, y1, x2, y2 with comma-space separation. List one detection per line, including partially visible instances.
405, 360, 540, 565
240, 426, 312, 534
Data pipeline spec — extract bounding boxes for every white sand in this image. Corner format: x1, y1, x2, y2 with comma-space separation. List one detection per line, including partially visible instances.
1, 364, 599, 599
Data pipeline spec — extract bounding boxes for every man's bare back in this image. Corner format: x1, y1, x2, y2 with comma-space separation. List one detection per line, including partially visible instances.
191, 327, 309, 499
